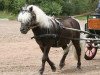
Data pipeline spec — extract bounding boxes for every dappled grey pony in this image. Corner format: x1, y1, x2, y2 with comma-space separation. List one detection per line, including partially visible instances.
18, 5, 81, 75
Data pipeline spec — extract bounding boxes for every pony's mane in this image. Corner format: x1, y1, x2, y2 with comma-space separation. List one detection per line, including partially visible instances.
18, 5, 58, 28
27, 5, 52, 28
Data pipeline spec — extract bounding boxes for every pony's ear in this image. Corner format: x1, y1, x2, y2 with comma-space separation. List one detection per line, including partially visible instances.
29, 7, 33, 12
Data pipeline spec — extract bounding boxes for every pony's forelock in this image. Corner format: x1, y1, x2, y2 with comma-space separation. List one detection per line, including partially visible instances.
18, 11, 32, 24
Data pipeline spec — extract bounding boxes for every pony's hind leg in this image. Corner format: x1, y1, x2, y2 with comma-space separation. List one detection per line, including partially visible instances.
40, 47, 56, 75
59, 45, 70, 69
72, 40, 81, 69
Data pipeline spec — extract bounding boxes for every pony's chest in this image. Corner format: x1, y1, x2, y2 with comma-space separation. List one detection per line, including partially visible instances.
35, 35, 70, 47
32, 27, 70, 47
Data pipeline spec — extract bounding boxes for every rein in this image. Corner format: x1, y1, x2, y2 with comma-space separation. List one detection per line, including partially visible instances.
31, 33, 100, 41
31, 18, 100, 41
62, 27, 100, 38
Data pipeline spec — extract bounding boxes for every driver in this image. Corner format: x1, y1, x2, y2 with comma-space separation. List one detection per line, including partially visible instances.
95, 0, 100, 18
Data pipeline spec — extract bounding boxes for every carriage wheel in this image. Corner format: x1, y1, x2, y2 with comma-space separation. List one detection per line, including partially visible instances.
84, 43, 97, 60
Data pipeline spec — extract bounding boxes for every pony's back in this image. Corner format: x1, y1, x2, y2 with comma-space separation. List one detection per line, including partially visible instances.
60, 17, 80, 30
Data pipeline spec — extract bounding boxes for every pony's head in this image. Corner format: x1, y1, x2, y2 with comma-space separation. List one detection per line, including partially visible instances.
18, 5, 37, 34
18, 5, 51, 34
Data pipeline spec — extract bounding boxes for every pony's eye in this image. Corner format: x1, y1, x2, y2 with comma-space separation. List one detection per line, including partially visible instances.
32, 16, 36, 20
33, 14, 35, 16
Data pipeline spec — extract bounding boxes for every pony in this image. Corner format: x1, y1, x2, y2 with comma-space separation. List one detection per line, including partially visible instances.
17, 5, 81, 75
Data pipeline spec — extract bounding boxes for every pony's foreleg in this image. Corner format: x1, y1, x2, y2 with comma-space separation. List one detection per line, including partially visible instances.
59, 45, 70, 69
72, 40, 81, 69
39, 46, 49, 75
39, 47, 56, 75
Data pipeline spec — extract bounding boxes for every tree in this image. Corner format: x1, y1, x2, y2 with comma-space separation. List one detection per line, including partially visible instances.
0, 0, 99, 15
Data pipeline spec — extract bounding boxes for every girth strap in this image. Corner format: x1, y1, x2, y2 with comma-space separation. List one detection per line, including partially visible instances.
31, 34, 58, 39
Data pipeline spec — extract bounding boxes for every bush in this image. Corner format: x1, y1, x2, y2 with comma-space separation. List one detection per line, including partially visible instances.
40, 1, 62, 15
11, 0, 26, 14
1, 0, 25, 14
0, 0, 99, 15
0, 0, 4, 11
61, 1, 74, 16
2, 0, 14, 11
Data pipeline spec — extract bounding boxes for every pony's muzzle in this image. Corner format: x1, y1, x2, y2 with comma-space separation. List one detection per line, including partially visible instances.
20, 28, 27, 34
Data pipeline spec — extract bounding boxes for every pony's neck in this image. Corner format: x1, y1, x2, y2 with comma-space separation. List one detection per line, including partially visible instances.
32, 17, 62, 37
38, 15, 51, 28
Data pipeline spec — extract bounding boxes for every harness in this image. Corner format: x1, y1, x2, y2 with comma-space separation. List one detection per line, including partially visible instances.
50, 18, 62, 38
31, 18, 63, 46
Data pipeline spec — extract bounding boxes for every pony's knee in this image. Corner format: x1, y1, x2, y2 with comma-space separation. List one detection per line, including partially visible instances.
42, 56, 48, 62
63, 43, 72, 54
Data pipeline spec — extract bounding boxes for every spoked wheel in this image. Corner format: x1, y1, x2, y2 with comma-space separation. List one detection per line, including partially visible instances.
84, 41, 97, 60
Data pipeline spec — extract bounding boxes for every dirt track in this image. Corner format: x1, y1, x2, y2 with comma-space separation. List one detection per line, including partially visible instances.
0, 20, 100, 75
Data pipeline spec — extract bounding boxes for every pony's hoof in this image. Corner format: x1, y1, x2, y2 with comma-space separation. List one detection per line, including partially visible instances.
39, 69, 44, 75
77, 66, 81, 69
59, 63, 65, 69
51, 66, 56, 72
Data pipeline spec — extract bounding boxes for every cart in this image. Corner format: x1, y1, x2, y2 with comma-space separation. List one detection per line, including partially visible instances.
84, 14, 100, 60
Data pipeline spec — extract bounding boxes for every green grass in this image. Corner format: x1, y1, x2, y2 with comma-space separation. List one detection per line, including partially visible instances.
0, 11, 17, 20
75, 15, 87, 20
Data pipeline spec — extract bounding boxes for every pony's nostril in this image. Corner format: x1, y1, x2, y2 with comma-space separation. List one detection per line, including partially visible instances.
20, 28, 25, 31
20, 28, 27, 34
22, 29, 25, 31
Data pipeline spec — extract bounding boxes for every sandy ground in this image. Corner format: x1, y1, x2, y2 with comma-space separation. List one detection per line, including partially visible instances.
0, 20, 100, 75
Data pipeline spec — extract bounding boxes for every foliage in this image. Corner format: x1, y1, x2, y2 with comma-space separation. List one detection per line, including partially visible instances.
0, 0, 4, 10
61, 0, 74, 15
11, 0, 26, 14
72, 0, 88, 14
40, 1, 62, 15
0, 0, 99, 16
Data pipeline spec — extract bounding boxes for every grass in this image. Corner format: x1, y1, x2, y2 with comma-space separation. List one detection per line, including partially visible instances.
0, 11, 17, 20
75, 16, 87, 20
0, 10, 87, 20
75, 15, 87, 20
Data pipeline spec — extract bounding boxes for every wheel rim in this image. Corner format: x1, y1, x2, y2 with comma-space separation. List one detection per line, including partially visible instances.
85, 47, 96, 58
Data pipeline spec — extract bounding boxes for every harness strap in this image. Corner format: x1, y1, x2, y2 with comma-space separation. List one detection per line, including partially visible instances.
31, 34, 58, 39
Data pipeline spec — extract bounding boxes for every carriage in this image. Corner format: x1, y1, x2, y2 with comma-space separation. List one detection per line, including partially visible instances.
84, 14, 100, 60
